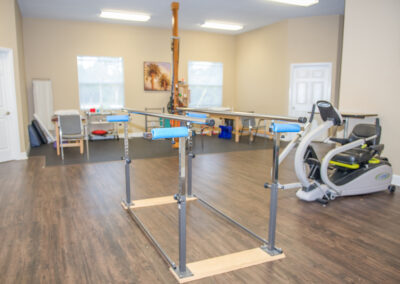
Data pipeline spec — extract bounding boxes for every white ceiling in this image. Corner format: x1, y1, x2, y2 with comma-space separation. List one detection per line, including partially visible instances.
17, 0, 345, 34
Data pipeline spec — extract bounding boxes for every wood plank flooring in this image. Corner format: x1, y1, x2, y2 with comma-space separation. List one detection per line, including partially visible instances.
0, 148, 399, 283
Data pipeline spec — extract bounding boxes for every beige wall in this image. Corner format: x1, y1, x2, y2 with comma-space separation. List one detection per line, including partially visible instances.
235, 15, 343, 115
22, 18, 236, 131
287, 15, 344, 106
339, 0, 400, 173
0, 0, 15, 47
0, 0, 28, 153
235, 21, 289, 114
15, 1, 29, 152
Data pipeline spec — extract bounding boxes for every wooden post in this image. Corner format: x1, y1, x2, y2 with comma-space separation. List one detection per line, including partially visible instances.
171, 2, 180, 148
171, 2, 179, 111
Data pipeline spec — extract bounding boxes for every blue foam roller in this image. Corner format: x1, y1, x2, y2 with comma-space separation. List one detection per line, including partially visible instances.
186, 112, 207, 125
106, 115, 130, 122
186, 112, 207, 118
151, 127, 189, 140
272, 123, 301, 133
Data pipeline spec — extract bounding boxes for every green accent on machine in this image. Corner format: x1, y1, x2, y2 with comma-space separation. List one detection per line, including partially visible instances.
329, 160, 360, 169
369, 157, 381, 164
329, 157, 381, 169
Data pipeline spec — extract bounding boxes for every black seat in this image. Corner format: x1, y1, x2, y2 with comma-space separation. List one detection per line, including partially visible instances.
330, 123, 381, 146
331, 148, 375, 165
330, 121, 382, 168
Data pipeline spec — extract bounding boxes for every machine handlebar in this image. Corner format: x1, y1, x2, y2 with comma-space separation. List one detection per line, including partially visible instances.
206, 119, 215, 127
298, 117, 307, 123
309, 104, 316, 123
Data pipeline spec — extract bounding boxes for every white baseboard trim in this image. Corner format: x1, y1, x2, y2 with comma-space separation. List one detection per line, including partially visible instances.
129, 132, 144, 138
392, 174, 400, 186
15, 152, 28, 160
117, 132, 144, 138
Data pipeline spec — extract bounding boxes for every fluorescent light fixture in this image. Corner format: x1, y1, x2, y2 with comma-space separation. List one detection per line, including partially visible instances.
201, 21, 243, 31
100, 10, 150, 22
269, 0, 319, 7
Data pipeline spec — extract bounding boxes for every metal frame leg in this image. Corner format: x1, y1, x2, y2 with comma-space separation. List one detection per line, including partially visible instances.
187, 152, 194, 197
123, 121, 132, 206
187, 128, 194, 197
253, 119, 262, 143
200, 127, 205, 151
85, 123, 90, 160
60, 130, 64, 160
263, 131, 283, 256
125, 160, 131, 206
174, 136, 193, 278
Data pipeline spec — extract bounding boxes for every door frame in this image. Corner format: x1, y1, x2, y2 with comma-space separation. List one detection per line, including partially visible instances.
0, 47, 22, 161
288, 62, 332, 117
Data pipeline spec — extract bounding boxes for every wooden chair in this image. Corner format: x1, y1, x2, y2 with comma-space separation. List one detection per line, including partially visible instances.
58, 114, 84, 160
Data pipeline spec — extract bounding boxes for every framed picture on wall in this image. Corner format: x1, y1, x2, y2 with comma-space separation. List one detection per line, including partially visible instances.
144, 62, 171, 91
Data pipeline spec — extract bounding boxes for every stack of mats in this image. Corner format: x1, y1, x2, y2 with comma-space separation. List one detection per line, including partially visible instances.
28, 119, 48, 147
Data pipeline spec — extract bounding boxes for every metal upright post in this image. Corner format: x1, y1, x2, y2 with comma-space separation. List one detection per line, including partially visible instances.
124, 121, 132, 206
187, 152, 193, 197
174, 136, 192, 278
265, 130, 283, 256
85, 115, 90, 160
187, 123, 194, 197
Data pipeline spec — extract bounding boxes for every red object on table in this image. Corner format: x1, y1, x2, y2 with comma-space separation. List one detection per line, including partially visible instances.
90, 108, 96, 113
92, 130, 107, 136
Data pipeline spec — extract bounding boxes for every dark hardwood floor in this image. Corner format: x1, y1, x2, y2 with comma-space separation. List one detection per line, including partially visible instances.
0, 147, 399, 283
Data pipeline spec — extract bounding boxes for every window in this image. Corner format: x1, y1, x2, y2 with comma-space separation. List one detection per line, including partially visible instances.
188, 61, 223, 108
77, 56, 124, 110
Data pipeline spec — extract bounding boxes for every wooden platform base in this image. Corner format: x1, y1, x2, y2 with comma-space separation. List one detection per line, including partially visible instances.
121, 195, 197, 210
170, 247, 285, 283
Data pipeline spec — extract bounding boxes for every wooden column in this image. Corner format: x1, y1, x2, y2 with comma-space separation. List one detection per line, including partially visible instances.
171, 2, 180, 111
171, 2, 180, 148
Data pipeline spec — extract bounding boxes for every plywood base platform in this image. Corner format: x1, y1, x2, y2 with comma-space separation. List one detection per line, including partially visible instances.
169, 247, 285, 283
121, 195, 197, 210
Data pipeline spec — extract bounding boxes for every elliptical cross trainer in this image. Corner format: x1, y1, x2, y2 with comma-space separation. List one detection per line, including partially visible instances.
294, 100, 395, 203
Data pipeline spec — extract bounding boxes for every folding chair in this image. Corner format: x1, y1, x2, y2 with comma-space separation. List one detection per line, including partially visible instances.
58, 114, 84, 160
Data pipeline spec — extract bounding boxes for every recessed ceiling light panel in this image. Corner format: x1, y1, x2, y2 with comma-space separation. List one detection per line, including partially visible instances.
201, 21, 243, 31
100, 10, 151, 22
269, 0, 319, 7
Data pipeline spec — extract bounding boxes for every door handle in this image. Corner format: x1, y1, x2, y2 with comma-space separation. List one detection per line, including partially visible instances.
6, 111, 10, 116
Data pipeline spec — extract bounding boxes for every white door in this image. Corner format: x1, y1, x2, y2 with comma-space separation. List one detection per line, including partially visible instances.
289, 63, 332, 141
0, 48, 20, 162
289, 63, 332, 117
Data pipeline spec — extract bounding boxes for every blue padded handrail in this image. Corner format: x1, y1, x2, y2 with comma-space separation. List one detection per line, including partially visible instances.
271, 123, 301, 133
106, 115, 130, 122
186, 112, 207, 119
151, 127, 189, 140
186, 112, 207, 125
